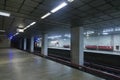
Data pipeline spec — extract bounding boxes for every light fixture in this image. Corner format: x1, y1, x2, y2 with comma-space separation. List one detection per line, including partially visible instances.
12, 32, 19, 38
24, 25, 30, 30
41, 12, 51, 19
17, 29, 24, 32
0, 30, 5, 32
48, 35, 62, 39
51, 2, 68, 13
103, 28, 113, 33
30, 22, 36, 26
18, 25, 24, 28
0, 11, 10, 17
67, 0, 74, 2
24, 22, 36, 30
15, 32, 19, 36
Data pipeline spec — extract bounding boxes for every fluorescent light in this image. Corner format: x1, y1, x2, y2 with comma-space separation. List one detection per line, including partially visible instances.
18, 25, 24, 28
0, 11, 10, 17
48, 35, 62, 39
51, 2, 68, 13
0, 30, 5, 32
67, 0, 74, 2
103, 28, 113, 33
24, 22, 36, 30
12, 32, 19, 37
15, 32, 19, 36
30, 22, 36, 26
17, 29, 24, 32
24, 25, 31, 30
41, 13, 51, 19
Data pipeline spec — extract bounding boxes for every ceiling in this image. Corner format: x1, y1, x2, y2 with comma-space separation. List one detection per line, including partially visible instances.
0, 0, 120, 37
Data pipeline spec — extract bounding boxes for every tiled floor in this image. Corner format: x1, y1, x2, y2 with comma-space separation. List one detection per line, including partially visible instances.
0, 48, 105, 80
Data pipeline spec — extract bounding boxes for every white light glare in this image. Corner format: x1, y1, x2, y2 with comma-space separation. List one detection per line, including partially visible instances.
103, 28, 113, 33
102, 32, 108, 35
87, 31, 94, 34
115, 27, 120, 31
0, 30, 5, 32
41, 13, 51, 19
48, 35, 62, 39
12, 32, 19, 38
15, 32, 19, 36
18, 25, 24, 28
0, 11, 10, 17
67, 0, 74, 2
10, 32, 19, 39
17, 29, 24, 32
84, 32, 86, 35
10, 36, 13, 40
24, 22, 36, 30
51, 2, 68, 13
30, 22, 36, 26
64, 34, 71, 38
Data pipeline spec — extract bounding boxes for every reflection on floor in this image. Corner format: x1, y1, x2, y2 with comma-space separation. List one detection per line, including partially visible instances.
0, 48, 105, 80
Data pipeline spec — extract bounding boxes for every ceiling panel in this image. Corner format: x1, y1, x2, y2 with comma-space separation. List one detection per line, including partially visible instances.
96, 4, 113, 11
89, 0, 106, 7
0, 0, 120, 37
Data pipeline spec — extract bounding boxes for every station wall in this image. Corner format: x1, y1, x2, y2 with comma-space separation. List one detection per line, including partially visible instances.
84, 34, 120, 51
0, 35, 10, 48
84, 35, 112, 46
48, 38, 70, 48
35, 34, 120, 51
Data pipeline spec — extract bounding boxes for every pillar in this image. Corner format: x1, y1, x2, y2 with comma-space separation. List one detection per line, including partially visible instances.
41, 33, 48, 56
19, 39, 22, 49
23, 38, 27, 50
30, 37, 34, 52
71, 26, 84, 66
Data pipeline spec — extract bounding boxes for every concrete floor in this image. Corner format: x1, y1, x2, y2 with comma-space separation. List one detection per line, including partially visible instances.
0, 48, 105, 80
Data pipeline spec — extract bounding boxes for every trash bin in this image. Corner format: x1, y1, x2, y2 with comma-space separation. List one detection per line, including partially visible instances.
116, 45, 119, 50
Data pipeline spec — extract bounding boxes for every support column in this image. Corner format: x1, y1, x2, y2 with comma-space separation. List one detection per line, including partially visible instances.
23, 38, 27, 50
71, 27, 84, 66
30, 37, 34, 52
41, 34, 48, 56
19, 39, 22, 49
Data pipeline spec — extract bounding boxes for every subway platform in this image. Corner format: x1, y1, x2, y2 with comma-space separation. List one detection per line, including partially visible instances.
0, 48, 105, 80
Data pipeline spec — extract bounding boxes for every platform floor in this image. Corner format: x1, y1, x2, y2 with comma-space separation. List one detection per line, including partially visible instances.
0, 48, 105, 80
